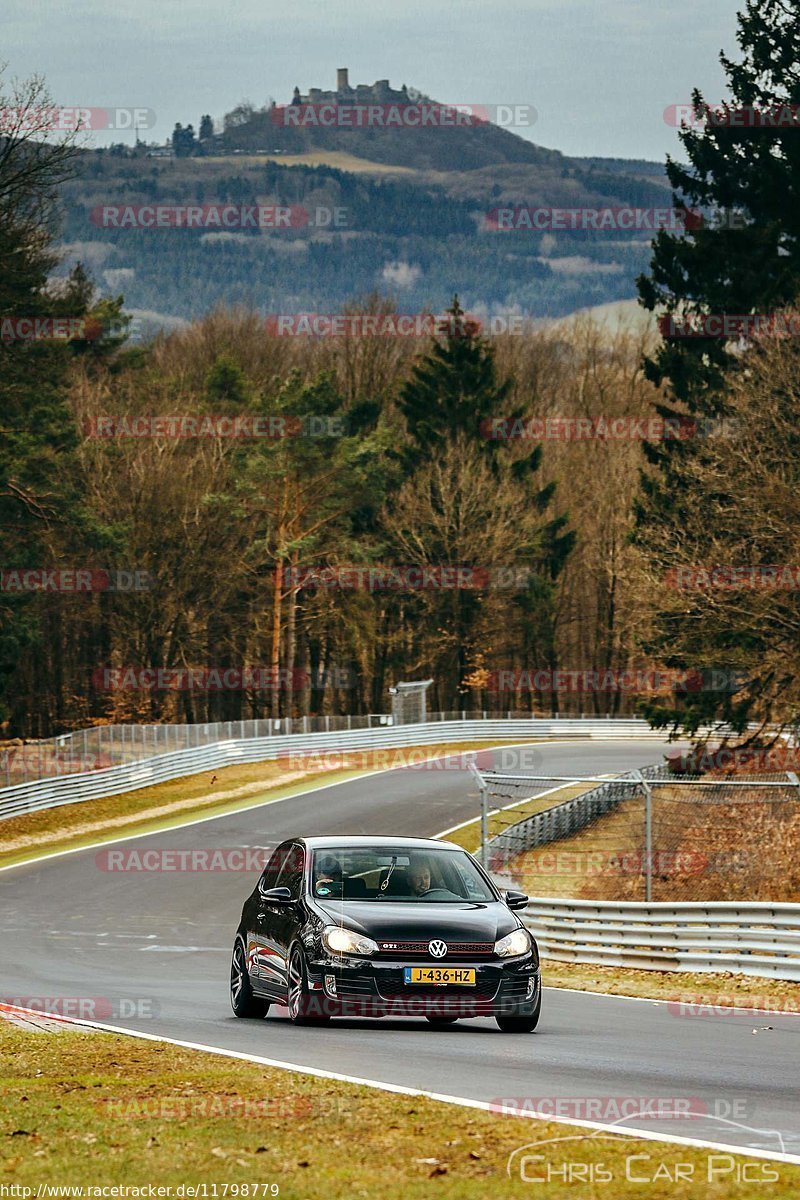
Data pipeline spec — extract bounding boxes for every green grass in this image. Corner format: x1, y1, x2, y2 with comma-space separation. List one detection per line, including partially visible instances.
2, 1024, 795, 1198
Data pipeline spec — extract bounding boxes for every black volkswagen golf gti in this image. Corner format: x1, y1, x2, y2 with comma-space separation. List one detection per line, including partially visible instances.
230, 835, 541, 1031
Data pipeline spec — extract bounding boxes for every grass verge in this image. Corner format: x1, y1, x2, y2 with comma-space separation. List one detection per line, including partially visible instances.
0, 740, 540, 872
1, 1023, 795, 1198
542, 959, 800, 1011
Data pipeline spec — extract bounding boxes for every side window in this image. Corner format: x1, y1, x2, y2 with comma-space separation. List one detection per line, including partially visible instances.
276, 843, 306, 899
259, 841, 292, 893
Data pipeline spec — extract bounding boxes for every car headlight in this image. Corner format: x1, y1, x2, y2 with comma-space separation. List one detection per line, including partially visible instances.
322, 925, 378, 957
494, 928, 532, 958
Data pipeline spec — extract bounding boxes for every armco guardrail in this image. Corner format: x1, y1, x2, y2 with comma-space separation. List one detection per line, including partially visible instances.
523, 898, 800, 981
2, 710, 659, 788
0, 716, 665, 821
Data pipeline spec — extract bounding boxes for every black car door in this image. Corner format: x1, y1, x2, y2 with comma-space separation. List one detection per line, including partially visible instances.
269, 842, 307, 998
249, 841, 293, 996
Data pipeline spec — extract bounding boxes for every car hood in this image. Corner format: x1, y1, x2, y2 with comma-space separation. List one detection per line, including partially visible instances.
312, 898, 518, 942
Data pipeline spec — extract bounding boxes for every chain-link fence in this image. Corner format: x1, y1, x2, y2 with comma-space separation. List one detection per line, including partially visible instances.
477, 766, 800, 903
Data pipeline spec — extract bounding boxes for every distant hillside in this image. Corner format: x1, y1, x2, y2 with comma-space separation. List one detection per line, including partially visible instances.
54, 85, 672, 329
213, 75, 565, 173
576, 157, 672, 187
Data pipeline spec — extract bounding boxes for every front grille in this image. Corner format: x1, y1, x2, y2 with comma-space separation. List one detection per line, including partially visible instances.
376, 941, 494, 959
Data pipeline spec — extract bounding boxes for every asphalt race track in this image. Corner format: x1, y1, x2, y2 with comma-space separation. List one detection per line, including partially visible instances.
2, 739, 799, 1159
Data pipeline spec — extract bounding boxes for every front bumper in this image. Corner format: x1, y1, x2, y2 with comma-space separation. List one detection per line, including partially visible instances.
306, 953, 540, 1018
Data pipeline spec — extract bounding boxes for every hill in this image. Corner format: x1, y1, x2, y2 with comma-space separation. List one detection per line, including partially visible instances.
53, 84, 674, 330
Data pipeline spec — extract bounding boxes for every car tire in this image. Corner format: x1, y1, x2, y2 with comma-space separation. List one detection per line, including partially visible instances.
426, 1015, 459, 1025
288, 944, 331, 1025
495, 990, 541, 1033
230, 937, 270, 1018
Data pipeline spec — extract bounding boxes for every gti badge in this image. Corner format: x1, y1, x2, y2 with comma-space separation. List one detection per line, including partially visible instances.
429, 939, 447, 958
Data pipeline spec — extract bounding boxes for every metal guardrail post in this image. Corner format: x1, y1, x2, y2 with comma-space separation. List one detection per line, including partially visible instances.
467, 760, 489, 869
632, 769, 653, 902
480, 774, 489, 869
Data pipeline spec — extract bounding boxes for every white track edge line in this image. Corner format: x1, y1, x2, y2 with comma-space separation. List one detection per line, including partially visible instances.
3, 1003, 798, 1166
435, 780, 577, 838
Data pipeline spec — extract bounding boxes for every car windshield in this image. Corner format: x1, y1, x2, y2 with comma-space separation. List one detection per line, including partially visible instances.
310, 846, 496, 903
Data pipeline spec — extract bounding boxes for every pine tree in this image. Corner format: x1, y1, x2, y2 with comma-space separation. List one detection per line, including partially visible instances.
398, 297, 513, 455
396, 297, 574, 708
638, 0, 800, 416
634, 2, 800, 735
0, 70, 123, 727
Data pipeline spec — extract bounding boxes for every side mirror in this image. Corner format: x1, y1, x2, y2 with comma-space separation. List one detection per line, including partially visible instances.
259, 885, 293, 904
504, 890, 528, 911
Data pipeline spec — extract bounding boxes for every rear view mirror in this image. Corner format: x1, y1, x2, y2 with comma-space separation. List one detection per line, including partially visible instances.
505, 890, 528, 911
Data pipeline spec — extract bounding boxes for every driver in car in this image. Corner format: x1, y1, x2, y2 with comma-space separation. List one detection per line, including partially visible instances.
408, 857, 432, 896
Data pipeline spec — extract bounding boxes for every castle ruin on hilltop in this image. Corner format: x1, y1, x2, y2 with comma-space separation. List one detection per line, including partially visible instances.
291, 69, 410, 106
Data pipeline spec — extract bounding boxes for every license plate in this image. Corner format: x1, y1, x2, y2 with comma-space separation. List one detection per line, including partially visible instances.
403, 967, 476, 986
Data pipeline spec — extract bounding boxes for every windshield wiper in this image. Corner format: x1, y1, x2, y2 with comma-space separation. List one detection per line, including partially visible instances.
379, 855, 398, 894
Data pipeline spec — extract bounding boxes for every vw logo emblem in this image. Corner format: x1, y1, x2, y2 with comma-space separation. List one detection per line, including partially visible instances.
429, 939, 447, 958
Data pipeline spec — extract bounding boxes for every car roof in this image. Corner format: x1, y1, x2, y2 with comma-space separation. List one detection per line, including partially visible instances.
296, 835, 466, 852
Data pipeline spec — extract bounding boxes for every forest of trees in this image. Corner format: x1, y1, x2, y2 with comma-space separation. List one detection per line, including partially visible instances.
55, 138, 668, 322
4, 0, 800, 746
2, 288, 665, 734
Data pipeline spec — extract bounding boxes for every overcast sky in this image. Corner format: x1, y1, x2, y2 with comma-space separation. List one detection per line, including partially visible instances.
5, 0, 743, 161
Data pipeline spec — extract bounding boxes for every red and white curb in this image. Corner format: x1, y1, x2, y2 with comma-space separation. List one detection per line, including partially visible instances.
0, 1002, 90, 1033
